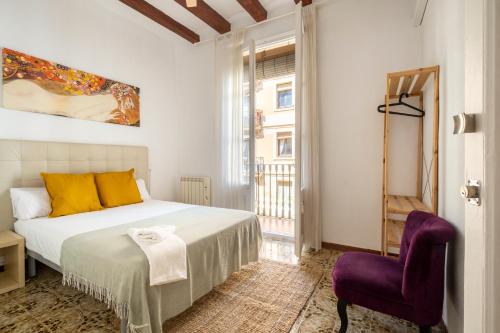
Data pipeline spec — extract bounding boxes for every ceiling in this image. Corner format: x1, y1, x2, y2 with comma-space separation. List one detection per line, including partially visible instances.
114, 0, 303, 43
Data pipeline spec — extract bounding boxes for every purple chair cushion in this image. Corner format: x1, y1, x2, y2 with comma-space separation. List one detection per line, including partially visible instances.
333, 252, 416, 321
333, 252, 405, 303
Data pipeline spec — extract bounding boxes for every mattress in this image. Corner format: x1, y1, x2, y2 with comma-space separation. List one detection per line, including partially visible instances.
14, 200, 192, 266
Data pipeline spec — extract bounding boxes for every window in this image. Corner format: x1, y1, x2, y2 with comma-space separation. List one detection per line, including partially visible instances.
277, 132, 293, 157
276, 82, 293, 109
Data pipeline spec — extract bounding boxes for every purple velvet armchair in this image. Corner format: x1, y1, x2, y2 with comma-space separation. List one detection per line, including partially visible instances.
332, 211, 455, 333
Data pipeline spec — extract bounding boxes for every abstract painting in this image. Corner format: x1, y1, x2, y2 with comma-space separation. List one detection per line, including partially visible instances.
1, 48, 140, 126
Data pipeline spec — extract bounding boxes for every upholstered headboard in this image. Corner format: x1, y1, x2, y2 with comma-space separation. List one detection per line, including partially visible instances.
0, 139, 149, 231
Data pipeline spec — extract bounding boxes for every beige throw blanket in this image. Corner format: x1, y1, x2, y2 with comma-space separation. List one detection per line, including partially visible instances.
60, 206, 262, 333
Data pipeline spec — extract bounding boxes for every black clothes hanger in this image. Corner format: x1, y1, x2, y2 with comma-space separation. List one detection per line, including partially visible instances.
377, 93, 425, 118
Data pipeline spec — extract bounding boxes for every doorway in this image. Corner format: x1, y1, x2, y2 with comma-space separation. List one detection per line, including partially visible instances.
245, 38, 296, 241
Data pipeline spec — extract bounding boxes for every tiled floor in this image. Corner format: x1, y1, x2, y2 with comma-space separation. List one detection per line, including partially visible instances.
0, 237, 444, 332
267, 238, 445, 333
261, 235, 298, 264
259, 215, 294, 238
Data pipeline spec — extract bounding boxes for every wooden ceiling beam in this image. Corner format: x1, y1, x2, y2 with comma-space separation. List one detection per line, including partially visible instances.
119, 0, 200, 43
174, 0, 230, 34
294, 0, 313, 6
237, 0, 268, 22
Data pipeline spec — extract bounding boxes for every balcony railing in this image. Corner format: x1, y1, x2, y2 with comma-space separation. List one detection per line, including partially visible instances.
255, 164, 295, 219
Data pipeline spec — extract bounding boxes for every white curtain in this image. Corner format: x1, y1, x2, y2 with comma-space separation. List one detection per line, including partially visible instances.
298, 4, 321, 250
213, 30, 251, 211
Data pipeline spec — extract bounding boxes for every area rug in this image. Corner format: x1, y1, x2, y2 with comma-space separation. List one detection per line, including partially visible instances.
163, 259, 323, 333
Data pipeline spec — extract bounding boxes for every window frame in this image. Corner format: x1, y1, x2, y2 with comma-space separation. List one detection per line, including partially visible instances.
275, 81, 294, 111
275, 131, 293, 159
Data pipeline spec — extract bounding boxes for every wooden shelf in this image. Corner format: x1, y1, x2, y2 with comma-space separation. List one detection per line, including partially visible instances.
386, 195, 431, 215
386, 219, 405, 248
381, 66, 439, 256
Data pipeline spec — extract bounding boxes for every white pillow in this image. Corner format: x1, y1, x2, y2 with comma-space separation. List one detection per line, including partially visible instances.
136, 179, 151, 200
10, 187, 51, 220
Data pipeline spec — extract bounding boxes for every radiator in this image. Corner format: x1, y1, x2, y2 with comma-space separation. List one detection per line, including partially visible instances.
180, 176, 211, 206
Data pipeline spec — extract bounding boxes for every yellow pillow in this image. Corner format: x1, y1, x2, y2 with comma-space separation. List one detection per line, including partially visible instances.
94, 169, 143, 208
41, 173, 103, 218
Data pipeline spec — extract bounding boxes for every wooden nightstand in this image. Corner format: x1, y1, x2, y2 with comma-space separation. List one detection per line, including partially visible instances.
0, 231, 25, 294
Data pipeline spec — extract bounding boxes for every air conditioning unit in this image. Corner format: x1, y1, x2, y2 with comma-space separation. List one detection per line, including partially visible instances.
413, 0, 429, 26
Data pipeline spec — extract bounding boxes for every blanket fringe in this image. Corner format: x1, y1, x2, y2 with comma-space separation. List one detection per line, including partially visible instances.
63, 272, 151, 332
63, 270, 151, 332
64, 272, 141, 333
63, 271, 130, 319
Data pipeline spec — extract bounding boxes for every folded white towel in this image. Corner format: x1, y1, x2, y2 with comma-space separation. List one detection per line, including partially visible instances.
127, 225, 176, 243
127, 225, 187, 286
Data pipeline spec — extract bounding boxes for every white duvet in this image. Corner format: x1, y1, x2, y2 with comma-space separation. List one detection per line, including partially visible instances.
14, 200, 192, 266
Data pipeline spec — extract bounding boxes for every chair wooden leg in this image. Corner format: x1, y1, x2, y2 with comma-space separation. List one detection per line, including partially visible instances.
337, 298, 348, 333
419, 326, 431, 333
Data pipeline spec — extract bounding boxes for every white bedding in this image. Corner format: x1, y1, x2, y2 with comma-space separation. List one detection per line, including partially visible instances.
14, 200, 192, 266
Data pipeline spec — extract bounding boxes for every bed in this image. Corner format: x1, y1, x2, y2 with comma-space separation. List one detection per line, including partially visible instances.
0, 140, 262, 333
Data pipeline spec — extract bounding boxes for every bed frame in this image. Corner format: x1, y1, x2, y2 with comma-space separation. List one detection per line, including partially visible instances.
0, 139, 148, 333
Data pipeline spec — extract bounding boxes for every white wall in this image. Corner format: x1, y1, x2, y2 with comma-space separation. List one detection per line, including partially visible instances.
317, 0, 421, 250
420, 0, 465, 332
0, 0, 191, 201
173, 41, 217, 198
